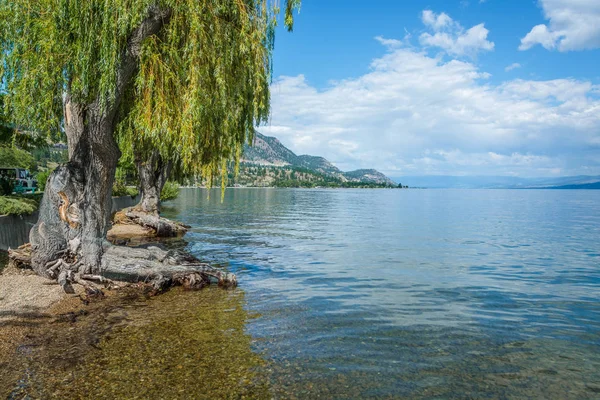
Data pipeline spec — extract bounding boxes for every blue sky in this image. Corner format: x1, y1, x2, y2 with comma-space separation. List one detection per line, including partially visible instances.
260, 0, 600, 177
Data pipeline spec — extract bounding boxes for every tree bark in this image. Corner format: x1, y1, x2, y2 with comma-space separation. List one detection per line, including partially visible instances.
12, 6, 231, 292
136, 150, 171, 215
30, 98, 121, 277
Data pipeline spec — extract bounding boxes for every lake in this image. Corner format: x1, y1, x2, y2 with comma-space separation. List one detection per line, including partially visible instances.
158, 188, 600, 398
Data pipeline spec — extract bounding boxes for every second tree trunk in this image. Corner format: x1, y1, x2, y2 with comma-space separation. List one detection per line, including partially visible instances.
136, 150, 172, 215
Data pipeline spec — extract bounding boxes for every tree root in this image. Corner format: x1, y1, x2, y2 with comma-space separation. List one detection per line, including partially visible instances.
113, 207, 189, 237
7, 242, 236, 294
100, 244, 237, 291
7, 243, 33, 269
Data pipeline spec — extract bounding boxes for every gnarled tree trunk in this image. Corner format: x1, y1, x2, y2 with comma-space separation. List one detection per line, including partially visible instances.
30, 98, 120, 278
14, 6, 233, 292
136, 150, 171, 215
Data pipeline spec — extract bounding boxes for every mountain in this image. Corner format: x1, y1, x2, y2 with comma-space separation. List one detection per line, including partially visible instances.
391, 175, 600, 189
236, 132, 397, 187
343, 169, 395, 185
296, 155, 344, 177
542, 181, 600, 189
243, 133, 297, 166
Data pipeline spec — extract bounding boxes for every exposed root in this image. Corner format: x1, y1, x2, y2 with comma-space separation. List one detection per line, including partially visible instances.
79, 274, 114, 285
7, 243, 33, 269
7, 242, 236, 295
45, 258, 71, 278
113, 207, 189, 237
57, 270, 75, 294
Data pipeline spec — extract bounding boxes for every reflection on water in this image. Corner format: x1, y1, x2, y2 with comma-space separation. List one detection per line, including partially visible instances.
161, 188, 600, 398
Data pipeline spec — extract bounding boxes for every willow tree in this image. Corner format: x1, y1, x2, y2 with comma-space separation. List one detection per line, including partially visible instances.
1, 0, 299, 291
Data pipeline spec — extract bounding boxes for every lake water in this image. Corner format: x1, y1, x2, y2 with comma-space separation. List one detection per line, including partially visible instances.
160, 188, 600, 398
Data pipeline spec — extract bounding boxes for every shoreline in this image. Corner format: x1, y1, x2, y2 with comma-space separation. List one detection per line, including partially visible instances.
0, 265, 267, 398
0, 266, 85, 396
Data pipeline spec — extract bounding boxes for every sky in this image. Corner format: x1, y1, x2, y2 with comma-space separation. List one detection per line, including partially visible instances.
259, 0, 600, 177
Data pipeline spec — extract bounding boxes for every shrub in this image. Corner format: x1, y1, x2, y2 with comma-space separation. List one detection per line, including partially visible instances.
0, 145, 35, 170
161, 181, 180, 201
0, 177, 14, 196
36, 168, 54, 192
112, 181, 139, 198
0, 196, 38, 216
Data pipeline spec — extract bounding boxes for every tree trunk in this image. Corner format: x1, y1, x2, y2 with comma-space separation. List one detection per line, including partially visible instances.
111, 150, 188, 238
29, 100, 120, 278
136, 150, 171, 215
11, 5, 233, 292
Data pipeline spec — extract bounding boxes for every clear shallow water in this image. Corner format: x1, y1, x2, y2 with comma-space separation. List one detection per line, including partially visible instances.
163, 188, 600, 398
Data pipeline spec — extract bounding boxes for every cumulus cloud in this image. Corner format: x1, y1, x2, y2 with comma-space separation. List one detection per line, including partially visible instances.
520, 0, 600, 51
262, 40, 600, 177
505, 63, 521, 72
418, 10, 494, 57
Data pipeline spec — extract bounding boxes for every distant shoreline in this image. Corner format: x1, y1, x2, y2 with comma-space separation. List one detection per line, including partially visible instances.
179, 185, 407, 189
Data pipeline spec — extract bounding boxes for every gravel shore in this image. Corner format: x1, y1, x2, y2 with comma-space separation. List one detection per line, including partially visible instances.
0, 268, 75, 319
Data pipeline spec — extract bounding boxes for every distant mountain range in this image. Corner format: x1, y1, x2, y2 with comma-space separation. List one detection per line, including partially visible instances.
231, 132, 397, 188
392, 175, 600, 189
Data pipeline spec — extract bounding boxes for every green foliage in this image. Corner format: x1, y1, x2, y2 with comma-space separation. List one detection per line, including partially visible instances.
0, 195, 39, 215
115, 164, 138, 187
32, 147, 68, 168
113, 164, 139, 197
0, 94, 14, 143
1, 0, 301, 192
0, 145, 35, 170
112, 181, 139, 198
160, 181, 179, 202
36, 168, 54, 192
0, 176, 14, 195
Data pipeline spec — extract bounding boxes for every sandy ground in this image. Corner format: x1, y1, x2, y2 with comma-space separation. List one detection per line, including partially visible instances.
0, 268, 76, 320
0, 266, 84, 349
107, 223, 154, 240
1, 221, 151, 327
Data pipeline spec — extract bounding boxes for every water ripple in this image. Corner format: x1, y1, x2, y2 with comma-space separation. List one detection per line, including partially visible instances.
163, 188, 600, 398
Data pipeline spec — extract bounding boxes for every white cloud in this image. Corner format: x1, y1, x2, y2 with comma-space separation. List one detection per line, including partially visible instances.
374, 36, 403, 49
421, 10, 453, 31
418, 10, 494, 57
505, 63, 522, 72
520, 0, 600, 51
262, 40, 600, 177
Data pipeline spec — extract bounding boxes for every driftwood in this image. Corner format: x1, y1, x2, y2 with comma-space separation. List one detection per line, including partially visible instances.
8, 242, 236, 293
113, 208, 189, 237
